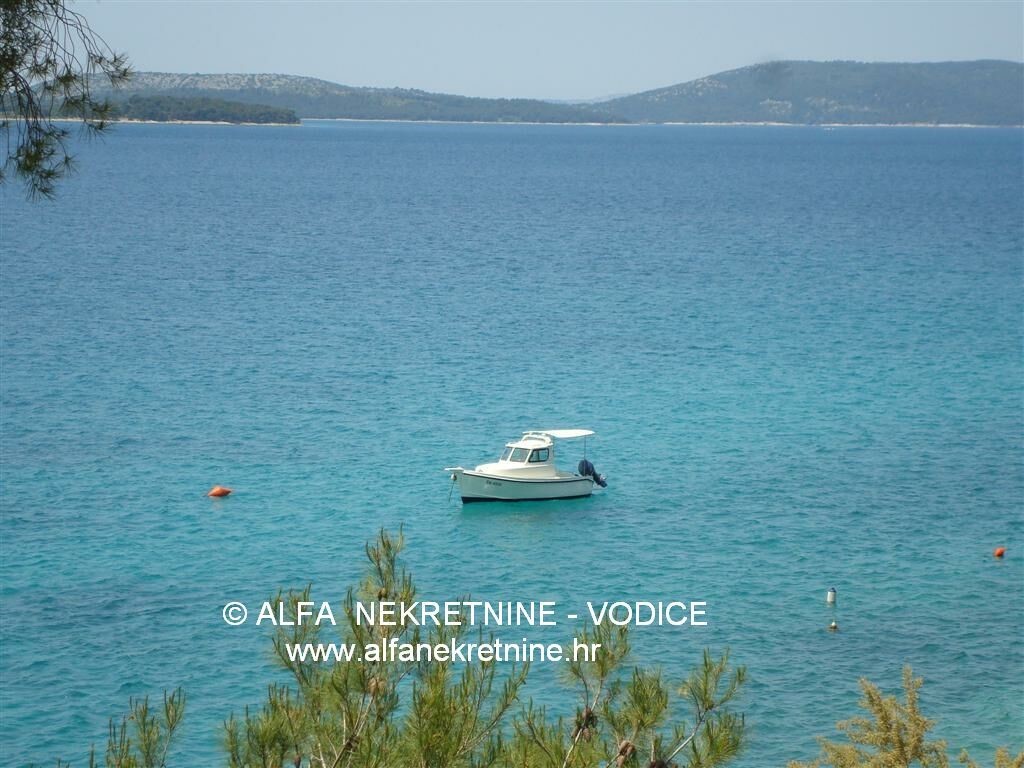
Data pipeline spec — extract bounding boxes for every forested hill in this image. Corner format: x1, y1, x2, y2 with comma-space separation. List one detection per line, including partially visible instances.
94, 73, 622, 123
109, 95, 299, 124
595, 60, 1024, 125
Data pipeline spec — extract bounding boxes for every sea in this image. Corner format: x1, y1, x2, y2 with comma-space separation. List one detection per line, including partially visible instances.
1, 120, 1022, 766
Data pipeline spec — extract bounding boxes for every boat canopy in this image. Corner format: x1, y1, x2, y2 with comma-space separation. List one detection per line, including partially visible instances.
528, 429, 594, 439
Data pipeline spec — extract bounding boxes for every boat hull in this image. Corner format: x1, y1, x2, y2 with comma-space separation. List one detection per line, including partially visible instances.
455, 470, 594, 503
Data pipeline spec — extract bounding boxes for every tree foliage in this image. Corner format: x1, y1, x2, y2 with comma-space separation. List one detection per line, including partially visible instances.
56, 531, 1024, 767
0, 0, 130, 197
224, 528, 748, 768
51, 529, 747, 766
789, 666, 1023, 768
49, 688, 186, 768
959, 749, 1024, 768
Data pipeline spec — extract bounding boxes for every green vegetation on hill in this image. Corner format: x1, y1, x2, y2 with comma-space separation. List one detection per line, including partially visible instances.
89, 61, 1024, 126
108, 94, 299, 124
92, 73, 623, 123
218, 86, 619, 122
597, 60, 1024, 125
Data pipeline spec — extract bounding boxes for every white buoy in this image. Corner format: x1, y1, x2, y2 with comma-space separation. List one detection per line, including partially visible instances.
826, 587, 837, 605
828, 620, 839, 632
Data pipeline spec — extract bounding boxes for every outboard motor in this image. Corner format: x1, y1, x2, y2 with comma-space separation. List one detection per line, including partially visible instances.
578, 459, 607, 488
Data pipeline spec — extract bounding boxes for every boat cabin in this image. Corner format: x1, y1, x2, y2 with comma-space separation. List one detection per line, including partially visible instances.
498, 432, 556, 466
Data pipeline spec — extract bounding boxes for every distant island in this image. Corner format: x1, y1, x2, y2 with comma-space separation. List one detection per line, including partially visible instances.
93, 72, 621, 124
92, 60, 1023, 126
595, 60, 1023, 125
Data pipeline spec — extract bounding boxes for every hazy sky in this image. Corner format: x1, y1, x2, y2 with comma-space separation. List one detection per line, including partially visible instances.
82, 1, 1024, 100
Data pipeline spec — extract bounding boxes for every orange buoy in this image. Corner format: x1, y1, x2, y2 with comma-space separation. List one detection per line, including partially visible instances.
208, 486, 232, 498
994, 547, 1006, 558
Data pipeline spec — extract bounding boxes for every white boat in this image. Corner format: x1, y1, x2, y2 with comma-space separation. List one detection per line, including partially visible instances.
446, 429, 606, 503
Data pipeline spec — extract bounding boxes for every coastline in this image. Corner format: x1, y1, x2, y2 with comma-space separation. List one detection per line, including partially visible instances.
46, 117, 300, 127
115, 118, 300, 127
43, 116, 1022, 129
279, 117, 1024, 128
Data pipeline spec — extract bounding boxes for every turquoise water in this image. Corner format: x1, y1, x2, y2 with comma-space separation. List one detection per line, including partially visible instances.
1, 122, 1021, 765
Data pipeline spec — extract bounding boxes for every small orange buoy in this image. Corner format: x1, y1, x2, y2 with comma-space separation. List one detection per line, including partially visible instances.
208, 486, 232, 497
994, 547, 1006, 558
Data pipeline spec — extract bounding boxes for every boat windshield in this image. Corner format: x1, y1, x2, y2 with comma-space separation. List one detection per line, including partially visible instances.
500, 446, 538, 462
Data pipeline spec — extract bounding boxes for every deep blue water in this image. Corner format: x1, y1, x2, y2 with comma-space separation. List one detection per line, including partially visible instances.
1, 121, 1022, 765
